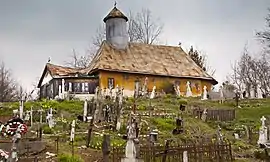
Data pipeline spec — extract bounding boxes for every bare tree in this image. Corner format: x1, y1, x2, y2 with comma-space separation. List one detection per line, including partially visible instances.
92, 25, 106, 48
256, 8, 270, 52
229, 45, 270, 97
65, 49, 92, 68
0, 62, 18, 102
134, 8, 163, 44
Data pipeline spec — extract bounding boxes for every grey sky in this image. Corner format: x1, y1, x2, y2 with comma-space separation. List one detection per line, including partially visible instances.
0, 0, 269, 91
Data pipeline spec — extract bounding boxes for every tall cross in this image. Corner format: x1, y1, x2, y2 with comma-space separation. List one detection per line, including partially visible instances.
261, 116, 266, 127
114, 1, 117, 7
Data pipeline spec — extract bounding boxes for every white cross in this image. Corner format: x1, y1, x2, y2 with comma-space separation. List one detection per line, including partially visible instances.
261, 116, 266, 127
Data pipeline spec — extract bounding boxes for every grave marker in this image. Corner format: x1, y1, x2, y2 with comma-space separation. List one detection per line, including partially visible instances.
201, 86, 208, 100
186, 81, 192, 97
83, 100, 88, 122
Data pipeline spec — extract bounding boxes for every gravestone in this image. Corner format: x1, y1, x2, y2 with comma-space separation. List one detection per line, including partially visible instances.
19, 99, 24, 119
141, 77, 148, 97
150, 86, 156, 99
83, 100, 88, 122
201, 109, 208, 122
250, 87, 255, 99
70, 120, 75, 142
217, 125, 223, 143
186, 81, 192, 97
257, 86, 263, 99
121, 116, 141, 162
183, 151, 188, 162
234, 133, 240, 139
219, 86, 224, 104
258, 116, 268, 145
174, 85, 181, 97
201, 86, 208, 100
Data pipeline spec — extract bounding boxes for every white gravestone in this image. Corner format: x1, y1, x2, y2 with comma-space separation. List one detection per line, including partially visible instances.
121, 119, 137, 162
175, 85, 181, 97
219, 86, 224, 103
258, 116, 268, 145
201, 86, 208, 100
186, 81, 192, 97
141, 77, 148, 96
150, 86, 156, 99
24, 111, 30, 121
19, 100, 24, 119
70, 120, 76, 142
250, 87, 255, 99
83, 100, 88, 122
183, 151, 188, 162
257, 86, 263, 99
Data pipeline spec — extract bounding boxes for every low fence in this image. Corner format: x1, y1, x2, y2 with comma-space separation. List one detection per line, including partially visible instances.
110, 143, 233, 162
193, 108, 236, 121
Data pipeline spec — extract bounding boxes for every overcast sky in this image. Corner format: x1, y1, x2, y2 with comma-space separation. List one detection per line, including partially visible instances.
0, 0, 270, 91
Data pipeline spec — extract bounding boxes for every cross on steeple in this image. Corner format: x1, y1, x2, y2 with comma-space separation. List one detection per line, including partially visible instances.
114, 1, 117, 7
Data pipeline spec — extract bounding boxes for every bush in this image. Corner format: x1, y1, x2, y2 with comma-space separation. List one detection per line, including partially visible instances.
42, 125, 54, 134
58, 154, 83, 162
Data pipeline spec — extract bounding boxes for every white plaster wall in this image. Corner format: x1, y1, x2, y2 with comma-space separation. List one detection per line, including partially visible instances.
41, 72, 53, 86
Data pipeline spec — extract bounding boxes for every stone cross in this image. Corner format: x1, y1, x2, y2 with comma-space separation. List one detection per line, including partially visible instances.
134, 82, 140, 98
83, 100, 88, 122
175, 85, 181, 97
219, 86, 224, 103
24, 111, 30, 121
201, 86, 208, 100
183, 151, 188, 162
250, 87, 255, 99
257, 86, 263, 99
141, 77, 148, 96
19, 99, 24, 119
150, 86, 156, 99
70, 120, 75, 142
201, 109, 208, 122
186, 81, 192, 97
258, 116, 268, 145
217, 125, 223, 142
38, 108, 44, 123
261, 116, 266, 128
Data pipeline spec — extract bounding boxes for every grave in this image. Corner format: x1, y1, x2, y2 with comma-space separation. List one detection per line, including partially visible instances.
186, 81, 192, 97
201, 86, 208, 100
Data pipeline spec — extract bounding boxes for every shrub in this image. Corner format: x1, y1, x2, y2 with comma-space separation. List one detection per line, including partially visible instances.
42, 125, 54, 134
58, 154, 83, 162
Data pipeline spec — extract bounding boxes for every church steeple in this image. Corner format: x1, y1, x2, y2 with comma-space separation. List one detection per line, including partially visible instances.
103, 4, 128, 22
103, 4, 129, 49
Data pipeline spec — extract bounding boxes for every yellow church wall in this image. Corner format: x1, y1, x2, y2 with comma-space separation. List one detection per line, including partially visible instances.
99, 70, 213, 96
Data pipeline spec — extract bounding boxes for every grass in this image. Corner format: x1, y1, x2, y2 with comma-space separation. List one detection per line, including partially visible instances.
2, 96, 270, 161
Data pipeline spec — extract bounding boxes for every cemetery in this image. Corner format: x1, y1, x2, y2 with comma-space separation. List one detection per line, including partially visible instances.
0, 82, 269, 162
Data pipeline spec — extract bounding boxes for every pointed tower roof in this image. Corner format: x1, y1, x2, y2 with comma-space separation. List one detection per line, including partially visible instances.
103, 5, 128, 22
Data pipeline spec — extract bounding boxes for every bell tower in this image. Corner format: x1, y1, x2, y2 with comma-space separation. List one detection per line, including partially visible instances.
103, 3, 129, 49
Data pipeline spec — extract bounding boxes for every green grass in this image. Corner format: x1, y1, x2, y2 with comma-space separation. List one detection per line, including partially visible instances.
2, 96, 270, 161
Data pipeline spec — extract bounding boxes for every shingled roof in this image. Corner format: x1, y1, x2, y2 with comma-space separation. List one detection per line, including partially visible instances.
37, 63, 93, 88
86, 41, 218, 84
103, 6, 128, 22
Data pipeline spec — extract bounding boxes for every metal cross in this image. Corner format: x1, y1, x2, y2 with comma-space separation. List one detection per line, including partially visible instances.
114, 1, 117, 7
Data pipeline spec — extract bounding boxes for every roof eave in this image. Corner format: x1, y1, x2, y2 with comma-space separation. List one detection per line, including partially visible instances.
90, 68, 218, 85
